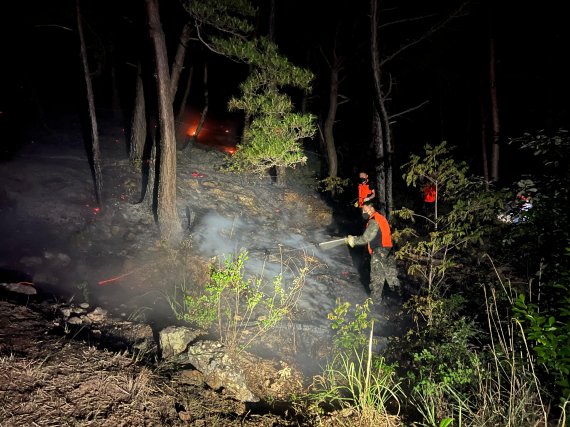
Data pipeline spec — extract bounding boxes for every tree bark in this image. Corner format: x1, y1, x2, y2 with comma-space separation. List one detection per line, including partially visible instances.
479, 94, 489, 182
170, 22, 192, 101
77, 0, 103, 207
370, 0, 388, 216
176, 64, 194, 147
323, 59, 339, 194
268, 0, 276, 42
130, 62, 146, 162
372, 107, 386, 215
489, 33, 500, 182
275, 166, 286, 187
379, 81, 393, 215
193, 62, 209, 142
146, 0, 182, 243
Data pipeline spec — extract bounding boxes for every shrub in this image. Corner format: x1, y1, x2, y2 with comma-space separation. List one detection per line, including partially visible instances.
168, 249, 308, 353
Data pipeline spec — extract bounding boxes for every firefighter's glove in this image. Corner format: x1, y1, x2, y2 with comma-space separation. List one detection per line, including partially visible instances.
346, 235, 356, 248
353, 201, 359, 208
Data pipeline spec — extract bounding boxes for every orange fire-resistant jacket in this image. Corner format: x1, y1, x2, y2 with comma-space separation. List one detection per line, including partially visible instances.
358, 182, 374, 207
367, 211, 393, 254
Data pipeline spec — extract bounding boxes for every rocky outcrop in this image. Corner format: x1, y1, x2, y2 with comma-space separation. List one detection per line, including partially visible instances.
181, 340, 260, 403
159, 325, 205, 358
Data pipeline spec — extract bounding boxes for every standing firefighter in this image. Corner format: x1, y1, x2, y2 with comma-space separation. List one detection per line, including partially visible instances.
354, 172, 376, 208
346, 202, 400, 303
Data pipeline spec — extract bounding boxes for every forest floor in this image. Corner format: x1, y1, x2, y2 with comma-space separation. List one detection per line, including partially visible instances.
0, 114, 406, 426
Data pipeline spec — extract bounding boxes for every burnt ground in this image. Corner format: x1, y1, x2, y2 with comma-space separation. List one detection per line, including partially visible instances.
0, 115, 406, 426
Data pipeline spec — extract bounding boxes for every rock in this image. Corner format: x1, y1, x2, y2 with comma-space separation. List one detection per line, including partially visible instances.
179, 369, 205, 386
183, 340, 259, 403
178, 411, 194, 422
159, 326, 205, 359
102, 321, 156, 354
0, 282, 37, 295
79, 302, 90, 309
86, 307, 108, 323
67, 316, 83, 325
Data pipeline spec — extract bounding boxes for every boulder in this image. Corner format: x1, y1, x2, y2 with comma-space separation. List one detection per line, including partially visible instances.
183, 340, 259, 402
0, 282, 37, 295
159, 325, 205, 359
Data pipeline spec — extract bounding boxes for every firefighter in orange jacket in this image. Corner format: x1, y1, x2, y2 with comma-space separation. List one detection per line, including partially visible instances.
354, 172, 376, 208
346, 203, 400, 303
423, 183, 436, 203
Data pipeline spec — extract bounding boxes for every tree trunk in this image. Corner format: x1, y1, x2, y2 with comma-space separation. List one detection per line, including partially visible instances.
268, 0, 276, 42
146, 0, 182, 243
370, 0, 387, 216
489, 33, 500, 182
479, 94, 489, 182
275, 166, 286, 187
323, 60, 339, 195
193, 62, 209, 142
372, 108, 386, 215
170, 22, 192, 101
379, 84, 393, 215
144, 143, 157, 210
130, 62, 146, 162
77, 0, 103, 207
176, 64, 193, 147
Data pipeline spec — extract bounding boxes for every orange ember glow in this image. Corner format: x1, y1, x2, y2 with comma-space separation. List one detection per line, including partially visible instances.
186, 124, 198, 136
93, 207, 101, 214
224, 146, 237, 155
98, 271, 135, 286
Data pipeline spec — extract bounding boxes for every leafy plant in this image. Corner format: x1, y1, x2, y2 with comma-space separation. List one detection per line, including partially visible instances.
394, 142, 504, 301
514, 284, 570, 401
328, 298, 374, 352
220, 38, 317, 176
169, 249, 308, 354
318, 176, 350, 194
310, 323, 403, 426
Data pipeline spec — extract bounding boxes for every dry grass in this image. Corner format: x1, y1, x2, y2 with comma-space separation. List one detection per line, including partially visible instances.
0, 300, 318, 426
0, 343, 176, 426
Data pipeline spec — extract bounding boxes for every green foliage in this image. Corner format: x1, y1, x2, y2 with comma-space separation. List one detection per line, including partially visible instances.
514, 285, 570, 401
228, 106, 315, 173
318, 176, 350, 194
505, 129, 570, 279
403, 295, 481, 393
169, 250, 307, 353
505, 130, 570, 403
183, 1, 316, 175
401, 141, 469, 200
183, 0, 256, 35
217, 37, 316, 174
327, 298, 374, 352
309, 325, 403, 425
395, 142, 504, 299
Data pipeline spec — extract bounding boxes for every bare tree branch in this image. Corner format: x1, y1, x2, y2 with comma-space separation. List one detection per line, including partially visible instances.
389, 100, 430, 122
381, 2, 470, 66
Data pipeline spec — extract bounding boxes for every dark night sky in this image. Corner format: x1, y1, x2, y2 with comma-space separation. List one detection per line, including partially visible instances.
1, 0, 568, 181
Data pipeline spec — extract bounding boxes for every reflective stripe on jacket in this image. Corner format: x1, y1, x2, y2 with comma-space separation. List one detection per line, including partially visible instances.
367, 211, 393, 254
